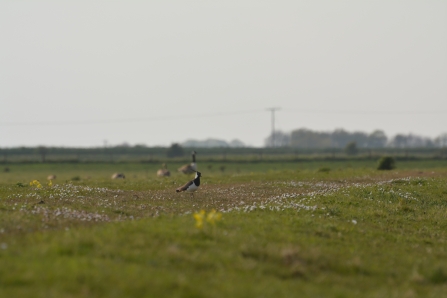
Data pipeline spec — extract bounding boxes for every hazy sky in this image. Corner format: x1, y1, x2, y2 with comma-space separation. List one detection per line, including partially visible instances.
1, 1, 446, 147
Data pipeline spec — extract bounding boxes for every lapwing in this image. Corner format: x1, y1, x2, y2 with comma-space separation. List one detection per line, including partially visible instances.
157, 163, 171, 177
176, 171, 201, 197
178, 151, 197, 174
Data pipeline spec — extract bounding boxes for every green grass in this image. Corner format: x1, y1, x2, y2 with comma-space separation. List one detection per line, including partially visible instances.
1, 160, 447, 297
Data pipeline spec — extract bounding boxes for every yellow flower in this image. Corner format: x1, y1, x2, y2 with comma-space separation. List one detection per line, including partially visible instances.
193, 210, 206, 229
30, 180, 42, 188
206, 209, 222, 225
48, 180, 53, 187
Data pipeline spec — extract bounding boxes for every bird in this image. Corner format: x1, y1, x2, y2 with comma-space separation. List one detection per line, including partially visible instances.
111, 173, 125, 179
176, 171, 201, 197
178, 151, 197, 174
157, 163, 171, 177
47, 174, 56, 180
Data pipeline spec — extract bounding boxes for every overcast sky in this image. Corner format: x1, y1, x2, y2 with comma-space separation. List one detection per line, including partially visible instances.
1, 1, 446, 147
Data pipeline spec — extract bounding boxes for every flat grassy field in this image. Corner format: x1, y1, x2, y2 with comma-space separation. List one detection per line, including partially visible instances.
1, 160, 447, 297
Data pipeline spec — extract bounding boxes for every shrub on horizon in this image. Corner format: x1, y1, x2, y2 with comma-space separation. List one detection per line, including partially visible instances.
377, 156, 396, 170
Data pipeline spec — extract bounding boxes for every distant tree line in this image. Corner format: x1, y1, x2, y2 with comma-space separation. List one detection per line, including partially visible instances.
1, 143, 446, 164
0, 129, 446, 164
182, 138, 245, 148
265, 129, 447, 149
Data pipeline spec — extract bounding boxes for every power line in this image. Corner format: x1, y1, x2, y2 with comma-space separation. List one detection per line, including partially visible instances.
1, 108, 445, 127
0, 109, 265, 127
282, 109, 447, 115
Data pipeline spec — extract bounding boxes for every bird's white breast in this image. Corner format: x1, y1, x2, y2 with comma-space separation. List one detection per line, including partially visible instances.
186, 183, 198, 192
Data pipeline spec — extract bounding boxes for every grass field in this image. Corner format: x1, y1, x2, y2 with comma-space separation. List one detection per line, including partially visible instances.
1, 160, 447, 297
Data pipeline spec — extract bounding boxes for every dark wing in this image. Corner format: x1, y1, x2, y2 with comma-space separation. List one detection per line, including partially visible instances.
176, 180, 193, 192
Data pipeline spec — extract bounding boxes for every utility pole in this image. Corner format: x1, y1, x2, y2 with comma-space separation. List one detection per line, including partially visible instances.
266, 107, 280, 147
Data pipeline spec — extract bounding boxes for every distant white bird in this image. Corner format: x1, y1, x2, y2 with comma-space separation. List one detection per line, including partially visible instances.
178, 151, 197, 174
111, 173, 125, 179
47, 174, 57, 180
157, 163, 171, 177
176, 171, 201, 197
